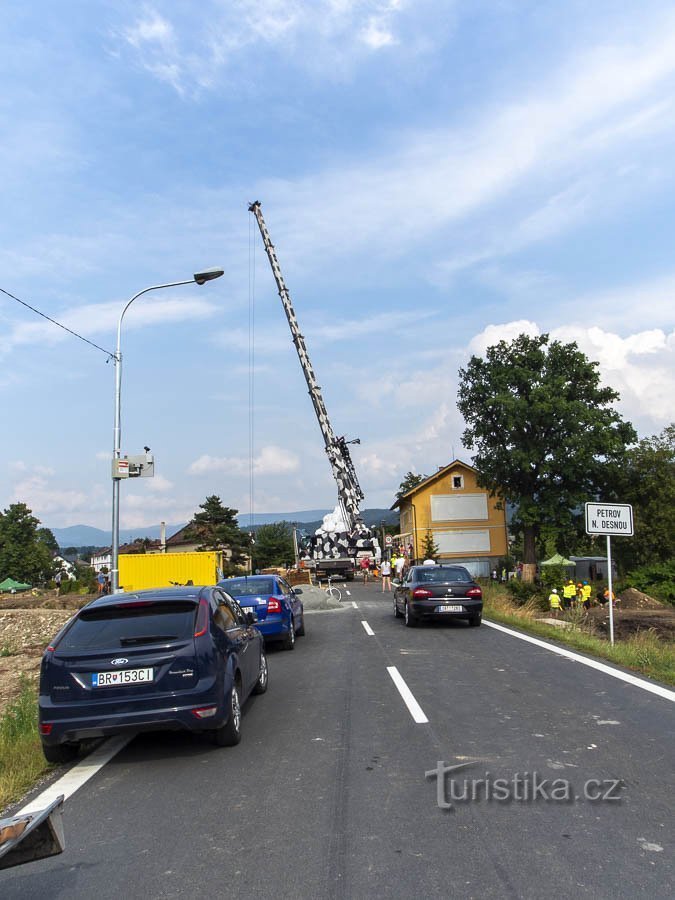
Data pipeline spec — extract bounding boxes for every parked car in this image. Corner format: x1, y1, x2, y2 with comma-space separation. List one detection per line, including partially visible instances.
38, 585, 267, 763
218, 575, 305, 650
393, 565, 483, 628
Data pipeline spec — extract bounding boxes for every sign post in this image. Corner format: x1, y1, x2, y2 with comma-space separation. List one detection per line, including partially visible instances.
584, 503, 634, 645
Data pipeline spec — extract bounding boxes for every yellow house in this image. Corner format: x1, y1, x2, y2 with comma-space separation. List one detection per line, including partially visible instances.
392, 460, 508, 577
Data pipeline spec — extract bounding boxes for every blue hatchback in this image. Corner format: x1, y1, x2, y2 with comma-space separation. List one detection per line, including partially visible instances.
38, 586, 268, 764
218, 575, 305, 650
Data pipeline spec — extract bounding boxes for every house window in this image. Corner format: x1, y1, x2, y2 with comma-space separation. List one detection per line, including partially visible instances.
452, 475, 463, 489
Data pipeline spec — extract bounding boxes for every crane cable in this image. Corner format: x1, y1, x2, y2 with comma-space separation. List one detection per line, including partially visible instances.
248, 212, 256, 534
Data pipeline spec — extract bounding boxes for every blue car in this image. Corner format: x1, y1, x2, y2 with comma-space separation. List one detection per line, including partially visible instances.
218, 575, 305, 650
38, 586, 267, 764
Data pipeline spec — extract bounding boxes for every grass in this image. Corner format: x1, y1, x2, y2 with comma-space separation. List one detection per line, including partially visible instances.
0, 677, 50, 811
482, 584, 675, 686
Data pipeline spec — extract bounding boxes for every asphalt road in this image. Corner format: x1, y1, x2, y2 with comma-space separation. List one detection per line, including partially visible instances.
2, 581, 673, 899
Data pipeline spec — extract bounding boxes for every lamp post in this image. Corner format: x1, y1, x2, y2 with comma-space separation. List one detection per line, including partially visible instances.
111, 268, 224, 592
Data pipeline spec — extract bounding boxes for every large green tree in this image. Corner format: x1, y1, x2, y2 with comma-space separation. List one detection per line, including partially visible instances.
0, 503, 54, 584
396, 471, 427, 500
185, 495, 251, 566
457, 333, 635, 578
609, 424, 674, 570
252, 522, 295, 570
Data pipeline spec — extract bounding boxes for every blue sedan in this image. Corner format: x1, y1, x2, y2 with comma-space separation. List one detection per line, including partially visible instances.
218, 575, 305, 650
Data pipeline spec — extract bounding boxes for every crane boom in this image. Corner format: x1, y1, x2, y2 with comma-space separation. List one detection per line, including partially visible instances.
248, 201, 365, 533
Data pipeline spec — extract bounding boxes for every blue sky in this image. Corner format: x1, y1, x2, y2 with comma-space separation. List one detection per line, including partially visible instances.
1, 1, 674, 532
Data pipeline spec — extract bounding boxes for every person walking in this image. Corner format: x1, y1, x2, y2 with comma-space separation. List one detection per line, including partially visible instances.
395, 554, 405, 582
581, 580, 592, 610
360, 556, 370, 583
562, 579, 576, 610
380, 558, 392, 592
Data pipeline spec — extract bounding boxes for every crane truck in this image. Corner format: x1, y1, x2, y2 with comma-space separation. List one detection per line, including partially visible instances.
249, 201, 379, 581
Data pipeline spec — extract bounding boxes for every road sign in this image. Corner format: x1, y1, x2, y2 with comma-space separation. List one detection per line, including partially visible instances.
385, 535, 392, 546
585, 502, 634, 536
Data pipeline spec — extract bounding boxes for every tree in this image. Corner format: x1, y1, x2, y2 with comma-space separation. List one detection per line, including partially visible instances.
610, 424, 675, 571
396, 471, 427, 500
185, 495, 251, 566
0, 503, 54, 584
37, 527, 59, 555
457, 333, 635, 580
420, 530, 439, 562
252, 522, 295, 570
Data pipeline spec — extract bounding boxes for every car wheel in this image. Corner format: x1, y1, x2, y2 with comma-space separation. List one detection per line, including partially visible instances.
42, 742, 80, 764
283, 619, 296, 650
394, 597, 403, 618
296, 612, 306, 636
469, 614, 482, 627
213, 681, 242, 746
404, 601, 417, 628
252, 648, 269, 695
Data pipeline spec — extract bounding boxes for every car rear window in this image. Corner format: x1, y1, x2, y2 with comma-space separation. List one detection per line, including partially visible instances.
222, 578, 276, 597
57, 601, 198, 650
414, 567, 472, 584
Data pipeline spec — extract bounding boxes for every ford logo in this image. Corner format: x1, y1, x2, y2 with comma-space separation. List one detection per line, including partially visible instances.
111, 658, 129, 666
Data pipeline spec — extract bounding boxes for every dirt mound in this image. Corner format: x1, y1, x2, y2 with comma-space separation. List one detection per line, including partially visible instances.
616, 588, 665, 610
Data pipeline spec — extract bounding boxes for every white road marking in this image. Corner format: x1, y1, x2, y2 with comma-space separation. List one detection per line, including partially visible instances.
361, 620, 374, 636
386, 666, 429, 724
345, 590, 351, 596
352, 601, 358, 609
483, 620, 675, 702
19, 735, 132, 816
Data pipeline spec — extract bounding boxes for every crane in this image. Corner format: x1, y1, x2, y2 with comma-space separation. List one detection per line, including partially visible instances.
248, 201, 371, 545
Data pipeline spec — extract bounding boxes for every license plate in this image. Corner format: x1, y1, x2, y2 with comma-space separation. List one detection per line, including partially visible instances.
92, 668, 153, 687
436, 604, 463, 613
242, 607, 254, 614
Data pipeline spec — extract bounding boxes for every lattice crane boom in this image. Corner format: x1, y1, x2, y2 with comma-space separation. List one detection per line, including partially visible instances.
248, 201, 365, 533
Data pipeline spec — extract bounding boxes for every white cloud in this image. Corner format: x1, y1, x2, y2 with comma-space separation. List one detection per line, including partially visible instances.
468, 320, 540, 356
188, 444, 300, 476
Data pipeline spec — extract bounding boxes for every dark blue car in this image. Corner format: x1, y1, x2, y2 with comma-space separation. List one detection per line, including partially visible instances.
38, 586, 267, 764
218, 575, 305, 650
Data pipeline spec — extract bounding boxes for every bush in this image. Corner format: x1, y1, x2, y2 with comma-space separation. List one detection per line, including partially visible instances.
619, 561, 675, 606
538, 565, 569, 593
506, 579, 540, 606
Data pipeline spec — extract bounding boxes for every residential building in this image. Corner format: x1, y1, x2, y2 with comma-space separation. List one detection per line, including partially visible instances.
392, 460, 508, 578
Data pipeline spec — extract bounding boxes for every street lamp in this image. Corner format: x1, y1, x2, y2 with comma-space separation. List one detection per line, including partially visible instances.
110, 268, 224, 592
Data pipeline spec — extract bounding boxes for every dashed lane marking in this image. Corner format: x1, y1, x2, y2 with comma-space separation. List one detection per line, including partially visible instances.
361, 620, 375, 636
386, 666, 429, 724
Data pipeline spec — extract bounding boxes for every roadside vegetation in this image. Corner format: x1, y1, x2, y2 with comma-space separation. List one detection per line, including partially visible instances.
0, 676, 48, 810
481, 582, 675, 686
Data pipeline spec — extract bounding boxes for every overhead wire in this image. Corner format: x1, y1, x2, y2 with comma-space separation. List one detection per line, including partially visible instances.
0, 285, 114, 359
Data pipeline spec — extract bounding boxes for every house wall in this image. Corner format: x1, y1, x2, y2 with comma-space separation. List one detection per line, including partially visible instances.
399, 464, 508, 576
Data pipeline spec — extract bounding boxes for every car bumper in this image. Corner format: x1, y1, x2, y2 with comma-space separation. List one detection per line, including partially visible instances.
39, 679, 229, 746
409, 599, 483, 621
256, 614, 292, 641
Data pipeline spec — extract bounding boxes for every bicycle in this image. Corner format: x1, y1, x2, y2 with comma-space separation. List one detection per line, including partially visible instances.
325, 575, 342, 603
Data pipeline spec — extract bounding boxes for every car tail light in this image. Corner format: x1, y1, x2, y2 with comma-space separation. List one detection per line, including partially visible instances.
466, 587, 482, 598
412, 588, 433, 599
267, 597, 282, 613
191, 706, 217, 719
39, 723, 53, 735
194, 598, 209, 637
119, 601, 155, 608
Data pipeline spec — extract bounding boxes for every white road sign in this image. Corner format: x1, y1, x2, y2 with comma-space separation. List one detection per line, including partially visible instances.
585, 502, 634, 536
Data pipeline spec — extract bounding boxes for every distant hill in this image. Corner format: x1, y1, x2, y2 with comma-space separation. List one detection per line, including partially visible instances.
50, 507, 399, 548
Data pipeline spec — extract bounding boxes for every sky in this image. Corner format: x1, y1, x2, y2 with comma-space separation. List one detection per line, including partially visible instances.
1, 0, 674, 534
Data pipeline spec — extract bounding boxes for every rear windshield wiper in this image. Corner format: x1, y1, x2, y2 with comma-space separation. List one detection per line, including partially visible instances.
119, 635, 178, 646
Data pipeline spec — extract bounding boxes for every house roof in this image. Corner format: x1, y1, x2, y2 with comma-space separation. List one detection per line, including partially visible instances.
391, 459, 477, 509
166, 524, 195, 545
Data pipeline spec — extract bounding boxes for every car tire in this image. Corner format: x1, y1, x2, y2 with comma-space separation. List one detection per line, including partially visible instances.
394, 597, 403, 618
213, 681, 242, 746
42, 742, 79, 764
404, 601, 417, 628
296, 613, 306, 637
252, 648, 268, 695
469, 614, 482, 627
283, 619, 296, 651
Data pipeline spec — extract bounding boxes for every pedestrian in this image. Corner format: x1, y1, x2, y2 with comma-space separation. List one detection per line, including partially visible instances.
360, 556, 370, 583
500, 566, 507, 583
562, 579, 575, 610
380, 557, 392, 592
395, 554, 405, 582
548, 588, 561, 617
96, 571, 106, 594
491, 568, 498, 582
582, 580, 592, 610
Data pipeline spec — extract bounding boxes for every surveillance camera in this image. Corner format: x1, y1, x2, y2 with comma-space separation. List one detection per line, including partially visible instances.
144, 446, 151, 453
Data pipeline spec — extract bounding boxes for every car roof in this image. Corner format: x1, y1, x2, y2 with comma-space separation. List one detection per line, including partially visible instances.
85, 586, 208, 610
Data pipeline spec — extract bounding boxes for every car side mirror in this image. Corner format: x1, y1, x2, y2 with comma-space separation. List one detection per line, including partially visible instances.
245, 611, 258, 625
293, 587, 303, 595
